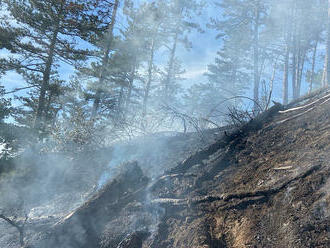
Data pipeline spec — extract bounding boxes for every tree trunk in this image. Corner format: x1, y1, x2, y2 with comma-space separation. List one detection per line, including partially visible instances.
0, 214, 26, 247
296, 18, 304, 98
294, 44, 301, 99
125, 57, 137, 110
324, 0, 330, 87
309, 40, 318, 93
164, 28, 179, 103
291, 37, 297, 100
283, 42, 289, 105
266, 60, 277, 110
143, 38, 155, 117
33, 2, 64, 130
124, 16, 138, 111
44, 90, 54, 126
322, 55, 327, 86
290, 0, 299, 100
282, 3, 292, 105
296, 49, 306, 98
253, 1, 260, 112
91, 0, 119, 119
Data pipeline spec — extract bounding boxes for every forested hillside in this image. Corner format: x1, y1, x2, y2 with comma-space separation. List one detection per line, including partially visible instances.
0, 1, 330, 248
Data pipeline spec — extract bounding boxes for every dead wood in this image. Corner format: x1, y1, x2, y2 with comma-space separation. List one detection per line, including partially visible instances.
168, 103, 283, 176
273, 166, 293, 170
280, 92, 330, 114
0, 214, 28, 247
31, 162, 149, 248
277, 97, 330, 125
151, 164, 322, 212
194, 164, 322, 207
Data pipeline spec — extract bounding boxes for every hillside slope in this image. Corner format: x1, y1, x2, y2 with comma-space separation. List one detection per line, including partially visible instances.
148, 89, 330, 248
5, 89, 330, 248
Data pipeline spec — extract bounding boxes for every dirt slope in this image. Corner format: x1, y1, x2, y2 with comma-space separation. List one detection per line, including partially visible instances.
22, 89, 330, 247
147, 90, 330, 248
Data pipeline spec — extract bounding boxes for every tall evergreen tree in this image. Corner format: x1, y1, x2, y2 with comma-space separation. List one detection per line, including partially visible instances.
2, 0, 116, 130
210, 0, 269, 111
160, 0, 204, 105
0, 86, 11, 123
90, 0, 119, 119
267, 0, 326, 102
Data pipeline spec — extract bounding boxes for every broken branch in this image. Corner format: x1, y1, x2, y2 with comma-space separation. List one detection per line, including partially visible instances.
0, 213, 27, 247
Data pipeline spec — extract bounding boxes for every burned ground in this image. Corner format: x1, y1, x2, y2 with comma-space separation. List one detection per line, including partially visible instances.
147, 90, 330, 248
2, 90, 330, 248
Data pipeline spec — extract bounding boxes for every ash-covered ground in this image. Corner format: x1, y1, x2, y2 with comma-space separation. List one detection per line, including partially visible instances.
0, 129, 223, 248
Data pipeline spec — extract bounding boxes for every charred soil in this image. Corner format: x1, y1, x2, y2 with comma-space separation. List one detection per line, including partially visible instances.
6, 90, 330, 248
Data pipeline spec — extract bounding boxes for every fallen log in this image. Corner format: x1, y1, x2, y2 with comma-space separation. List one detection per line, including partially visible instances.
30, 162, 149, 248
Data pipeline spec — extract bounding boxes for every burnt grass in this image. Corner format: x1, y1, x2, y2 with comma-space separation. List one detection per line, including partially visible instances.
18, 90, 330, 247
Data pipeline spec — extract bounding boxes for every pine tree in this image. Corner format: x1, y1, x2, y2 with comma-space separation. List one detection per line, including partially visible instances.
160, 0, 204, 105
267, 0, 326, 102
0, 14, 23, 75
89, 0, 120, 119
120, 3, 149, 112
209, 0, 269, 111
0, 27, 19, 53
82, 0, 147, 121
0, 86, 11, 123
13, 79, 66, 129
2, 0, 116, 131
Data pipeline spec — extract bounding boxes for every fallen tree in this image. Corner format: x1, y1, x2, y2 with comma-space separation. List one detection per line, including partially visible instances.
30, 162, 149, 248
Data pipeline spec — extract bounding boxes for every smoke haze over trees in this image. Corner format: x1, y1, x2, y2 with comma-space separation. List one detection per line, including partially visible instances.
0, 0, 329, 136
1, 1, 330, 247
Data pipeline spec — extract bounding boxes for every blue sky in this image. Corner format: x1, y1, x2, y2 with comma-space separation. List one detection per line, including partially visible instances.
0, 0, 221, 98
1, 0, 317, 108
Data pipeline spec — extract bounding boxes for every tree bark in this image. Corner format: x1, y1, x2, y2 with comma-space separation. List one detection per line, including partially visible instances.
291, 37, 297, 100
283, 42, 290, 105
296, 49, 306, 98
309, 40, 318, 93
44, 90, 54, 125
266, 60, 276, 110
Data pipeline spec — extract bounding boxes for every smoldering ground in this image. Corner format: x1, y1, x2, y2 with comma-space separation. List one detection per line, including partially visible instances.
0, 127, 219, 247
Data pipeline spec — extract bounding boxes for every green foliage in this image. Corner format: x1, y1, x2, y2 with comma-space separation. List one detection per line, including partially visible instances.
0, 27, 19, 53
0, 86, 11, 122
1, 0, 115, 130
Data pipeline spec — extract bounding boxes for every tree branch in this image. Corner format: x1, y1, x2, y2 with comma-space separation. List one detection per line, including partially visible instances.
0, 213, 27, 247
